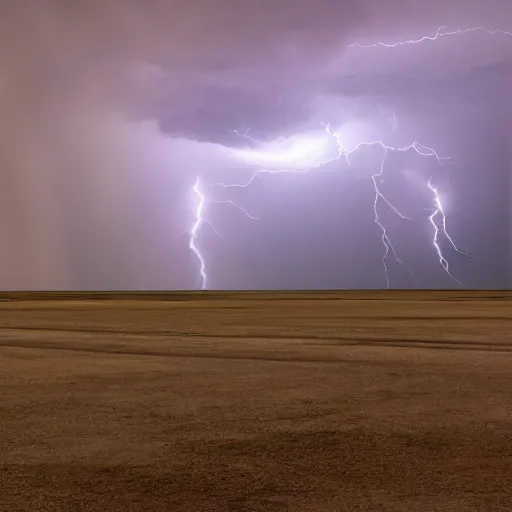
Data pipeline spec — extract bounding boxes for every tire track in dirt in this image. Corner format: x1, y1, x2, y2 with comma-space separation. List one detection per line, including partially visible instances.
1, 329, 512, 358
1, 325, 511, 347
0, 341, 382, 365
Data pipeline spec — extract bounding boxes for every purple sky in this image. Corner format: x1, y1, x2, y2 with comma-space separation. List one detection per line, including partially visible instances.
0, 0, 510, 290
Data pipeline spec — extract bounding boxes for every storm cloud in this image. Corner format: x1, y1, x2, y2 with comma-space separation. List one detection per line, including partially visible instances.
0, 0, 510, 289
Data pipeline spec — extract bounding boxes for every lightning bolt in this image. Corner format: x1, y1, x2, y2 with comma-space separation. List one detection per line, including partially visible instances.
427, 178, 470, 282
190, 177, 207, 290
349, 25, 512, 49
370, 149, 411, 288
189, 177, 258, 290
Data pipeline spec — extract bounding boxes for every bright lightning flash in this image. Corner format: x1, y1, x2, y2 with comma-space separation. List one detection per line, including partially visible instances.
232, 133, 336, 169
427, 178, 470, 282
190, 177, 258, 289
189, 177, 207, 290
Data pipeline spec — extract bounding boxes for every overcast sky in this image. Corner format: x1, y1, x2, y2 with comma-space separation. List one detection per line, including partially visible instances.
0, 0, 510, 290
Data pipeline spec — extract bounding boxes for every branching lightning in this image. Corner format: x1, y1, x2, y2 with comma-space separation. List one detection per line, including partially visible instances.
190, 177, 258, 289
349, 25, 512, 49
370, 149, 411, 289
427, 178, 470, 282
187, 23, 507, 288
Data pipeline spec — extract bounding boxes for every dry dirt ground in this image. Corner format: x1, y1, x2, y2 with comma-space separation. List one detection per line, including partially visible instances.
0, 290, 511, 511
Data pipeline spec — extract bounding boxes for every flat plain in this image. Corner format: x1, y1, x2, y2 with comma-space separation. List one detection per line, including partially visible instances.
0, 290, 511, 511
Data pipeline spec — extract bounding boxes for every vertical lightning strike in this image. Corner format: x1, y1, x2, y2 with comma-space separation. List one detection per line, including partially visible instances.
190, 177, 207, 290
427, 178, 467, 282
189, 177, 259, 290
370, 149, 411, 288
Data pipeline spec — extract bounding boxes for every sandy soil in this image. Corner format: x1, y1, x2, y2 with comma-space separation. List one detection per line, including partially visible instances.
0, 291, 511, 511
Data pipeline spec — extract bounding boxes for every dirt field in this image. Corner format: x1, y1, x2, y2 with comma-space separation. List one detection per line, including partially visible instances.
0, 291, 511, 511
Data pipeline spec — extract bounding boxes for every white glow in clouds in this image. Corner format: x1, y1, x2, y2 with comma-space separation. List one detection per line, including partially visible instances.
231, 131, 339, 169
226, 114, 394, 171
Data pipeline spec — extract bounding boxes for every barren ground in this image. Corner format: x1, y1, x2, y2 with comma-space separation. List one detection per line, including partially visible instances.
0, 290, 511, 511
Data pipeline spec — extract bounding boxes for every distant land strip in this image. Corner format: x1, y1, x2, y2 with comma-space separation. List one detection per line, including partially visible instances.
0, 290, 510, 302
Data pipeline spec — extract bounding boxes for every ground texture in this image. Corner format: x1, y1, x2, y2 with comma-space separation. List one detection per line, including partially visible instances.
0, 291, 511, 511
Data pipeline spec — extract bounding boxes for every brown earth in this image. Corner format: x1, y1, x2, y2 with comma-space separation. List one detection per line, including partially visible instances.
0, 290, 511, 511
